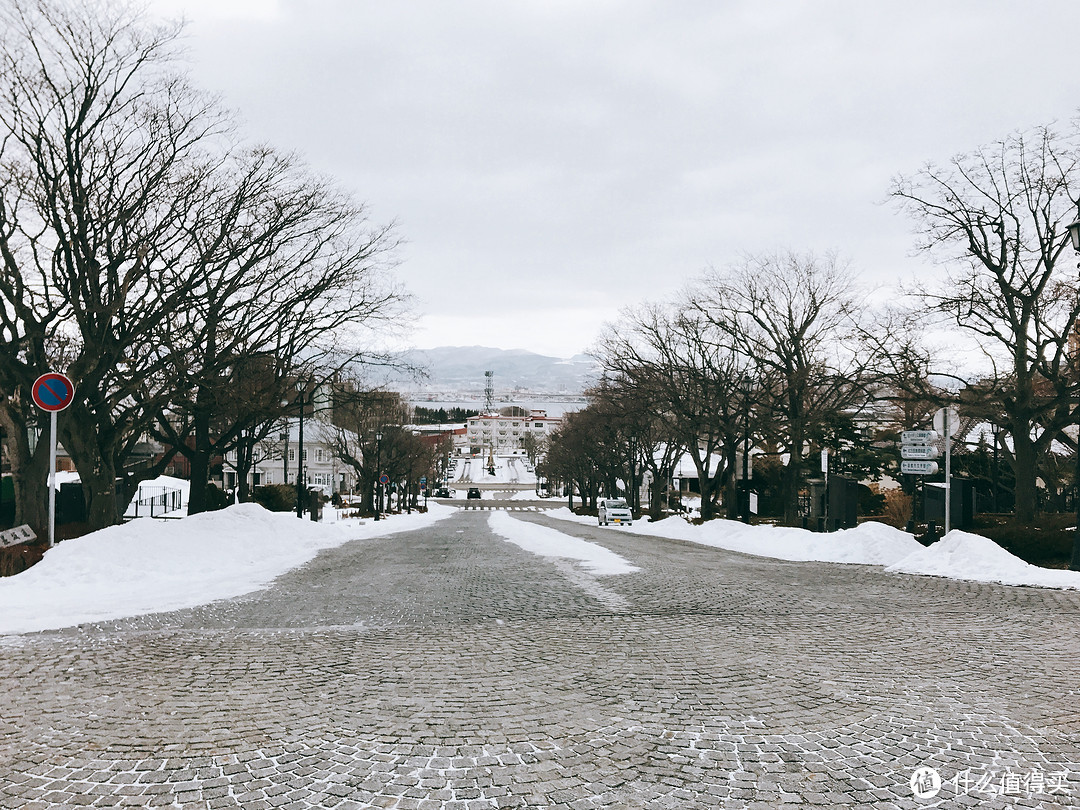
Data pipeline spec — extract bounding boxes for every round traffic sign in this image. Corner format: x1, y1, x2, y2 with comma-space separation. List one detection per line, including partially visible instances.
379, 473, 390, 485
31, 373, 75, 412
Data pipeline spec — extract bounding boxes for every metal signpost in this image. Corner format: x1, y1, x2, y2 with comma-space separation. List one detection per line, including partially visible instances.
900, 429, 939, 535
933, 407, 960, 535
821, 448, 829, 530
379, 473, 390, 517
31, 372, 75, 548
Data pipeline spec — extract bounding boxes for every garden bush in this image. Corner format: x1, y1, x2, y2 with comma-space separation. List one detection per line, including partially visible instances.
253, 484, 297, 512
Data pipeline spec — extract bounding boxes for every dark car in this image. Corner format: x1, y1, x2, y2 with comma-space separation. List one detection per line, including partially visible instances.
467, 488, 482, 499
434, 488, 453, 498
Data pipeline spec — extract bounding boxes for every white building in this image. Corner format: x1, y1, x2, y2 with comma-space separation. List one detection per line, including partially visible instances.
465, 409, 561, 453
222, 418, 358, 494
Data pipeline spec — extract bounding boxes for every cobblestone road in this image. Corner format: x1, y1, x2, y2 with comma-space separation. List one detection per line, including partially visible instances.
2, 510, 1079, 809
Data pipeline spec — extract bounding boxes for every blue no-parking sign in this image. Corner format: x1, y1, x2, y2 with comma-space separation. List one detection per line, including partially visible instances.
32, 372, 74, 412
32, 372, 75, 549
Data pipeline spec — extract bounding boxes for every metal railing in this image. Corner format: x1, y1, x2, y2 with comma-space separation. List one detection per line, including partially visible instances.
129, 486, 184, 519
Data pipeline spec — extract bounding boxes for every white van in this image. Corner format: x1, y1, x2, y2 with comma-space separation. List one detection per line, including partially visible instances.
598, 498, 633, 526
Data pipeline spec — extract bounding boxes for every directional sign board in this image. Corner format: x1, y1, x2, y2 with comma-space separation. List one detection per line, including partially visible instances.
901, 444, 940, 460
901, 460, 939, 475
901, 430, 938, 445
31, 372, 74, 412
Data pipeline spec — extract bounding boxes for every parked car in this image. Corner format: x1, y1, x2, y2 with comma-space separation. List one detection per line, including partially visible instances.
598, 498, 633, 526
434, 488, 454, 498
467, 488, 482, 499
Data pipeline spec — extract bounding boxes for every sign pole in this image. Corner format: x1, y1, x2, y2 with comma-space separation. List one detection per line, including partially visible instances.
48, 410, 57, 548
944, 409, 952, 536
31, 372, 75, 548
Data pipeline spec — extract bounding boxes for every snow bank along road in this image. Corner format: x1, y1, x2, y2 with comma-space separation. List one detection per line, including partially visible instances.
2, 510, 1079, 808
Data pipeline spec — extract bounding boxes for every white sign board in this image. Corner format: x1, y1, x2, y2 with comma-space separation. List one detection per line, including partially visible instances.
901, 445, 940, 460
0, 524, 36, 548
901, 460, 939, 475
901, 430, 939, 444
749, 492, 758, 515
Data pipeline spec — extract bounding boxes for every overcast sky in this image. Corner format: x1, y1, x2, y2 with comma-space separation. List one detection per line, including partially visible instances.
147, 0, 1080, 358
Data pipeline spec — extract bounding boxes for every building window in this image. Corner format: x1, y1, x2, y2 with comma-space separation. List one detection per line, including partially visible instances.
289, 449, 295, 461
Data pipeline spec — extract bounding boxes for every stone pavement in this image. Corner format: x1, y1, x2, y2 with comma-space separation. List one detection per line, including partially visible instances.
1, 509, 1079, 809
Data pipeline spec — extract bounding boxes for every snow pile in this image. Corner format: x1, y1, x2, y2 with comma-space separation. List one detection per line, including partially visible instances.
547, 509, 923, 566
886, 530, 1080, 590
488, 510, 638, 575
549, 508, 1080, 590
0, 502, 454, 635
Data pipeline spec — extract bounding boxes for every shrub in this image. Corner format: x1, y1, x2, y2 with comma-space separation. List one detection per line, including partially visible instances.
880, 487, 912, 528
203, 483, 231, 512
972, 513, 1075, 567
859, 483, 886, 516
253, 484, 297, 512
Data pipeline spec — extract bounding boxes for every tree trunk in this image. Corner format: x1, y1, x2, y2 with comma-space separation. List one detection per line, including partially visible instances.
782, 455, 803, 527
691, 452, 719, 521
725, 443, 739, 520
648, 468, 664, 520
186, 449, 212, 515
59, 416, 122, 530
5, 408, 51, 536
1012, 428, 1039, 524
237, 435, 253, 503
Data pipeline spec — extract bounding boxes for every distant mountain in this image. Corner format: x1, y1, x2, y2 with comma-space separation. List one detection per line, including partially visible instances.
397, 346, 599, 394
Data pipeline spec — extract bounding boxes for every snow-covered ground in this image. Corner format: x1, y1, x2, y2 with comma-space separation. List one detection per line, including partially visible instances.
488, 510, 637, 575
451, 454, 537, 485
7, 492, 1078, 637
0, 502, 455, 635
548, 509, 1080, 590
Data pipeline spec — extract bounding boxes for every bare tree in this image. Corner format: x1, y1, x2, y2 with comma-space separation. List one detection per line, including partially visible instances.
588, 369, 682, 519
596, 302, 747, 521
147, 146, 403, 514
0, 0, 405, 528
890, 124, 1080, 524
0, 0, 221, 529
696, 251, 873, 526
321, 388, 410, 514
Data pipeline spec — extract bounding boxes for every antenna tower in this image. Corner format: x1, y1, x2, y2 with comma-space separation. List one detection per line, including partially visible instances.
484, 370, 494, 412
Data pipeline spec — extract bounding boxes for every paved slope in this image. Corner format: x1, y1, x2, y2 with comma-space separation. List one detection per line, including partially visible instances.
1, 510, 1078, 808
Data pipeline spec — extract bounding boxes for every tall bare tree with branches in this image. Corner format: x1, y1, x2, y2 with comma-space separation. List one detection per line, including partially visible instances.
695, 250, 873, 526
0, 0, 405, 530
889, 124, 1080, 524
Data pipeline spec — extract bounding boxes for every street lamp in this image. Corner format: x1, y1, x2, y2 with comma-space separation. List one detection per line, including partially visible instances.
741, 379, 752, 524
295, 379, 307, 519
374, 432, 383, 521
1067, 200, 1080, 253
279, 428, 289, 485
1066, 200, 1080, 570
